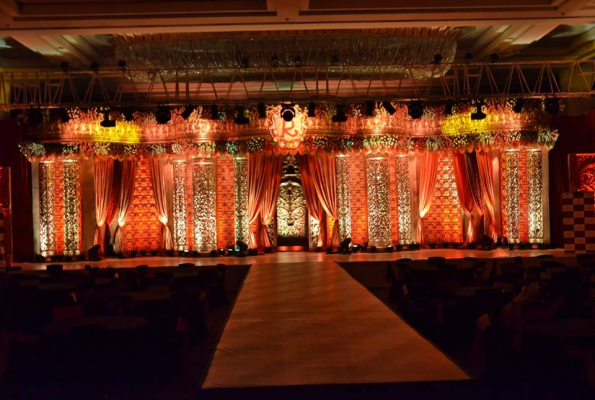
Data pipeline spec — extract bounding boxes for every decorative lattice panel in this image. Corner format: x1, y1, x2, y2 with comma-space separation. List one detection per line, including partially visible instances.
234, 157, 249, 246
527, 150, 543, 243
53, 161, 65, 255
424, 151, 463, 244
62, 160, 81, 256
39, 161, 56, 256
367, 156, 392, 247
501, 149, 530, 243
336, 155, 352, 241
121, 159, 161, 252
349, 152, 368, 246
216, 157, 236, 249
396, 155, 412, 244
277, 156, 307, 239
389, 156, 400, 245
192, 160, 217, 252
172, 160, 188, 251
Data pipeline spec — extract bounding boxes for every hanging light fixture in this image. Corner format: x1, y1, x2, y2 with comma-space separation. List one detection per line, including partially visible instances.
470, 101, 487, 120
408, 101, 424, 119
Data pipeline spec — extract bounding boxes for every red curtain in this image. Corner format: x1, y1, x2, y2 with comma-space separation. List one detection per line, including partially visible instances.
307, 152, 340, 250
417, 151, 439, 245
247, 153, 282, 250
93, 158, 113, 252
453, 153, 479, 244
298, 155, 326, 248
113, 159, 138, 254
148, 157, 173, 251
476, 151, 499, 240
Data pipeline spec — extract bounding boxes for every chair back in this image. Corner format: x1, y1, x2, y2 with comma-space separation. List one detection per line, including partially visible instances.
428, 257, 446, 266
179, 263, 195, 268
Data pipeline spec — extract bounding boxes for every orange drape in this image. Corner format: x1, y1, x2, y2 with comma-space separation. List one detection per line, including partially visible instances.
113, 159, 137, 254
148, 157, 174, 251
247, 153, 282, 250
417, 151, 438, 245
477, 151, 499, 240
93, 158, 113, 252
453, 153, 479, 244
306, 152, 340, 250
299, 155, 326, 248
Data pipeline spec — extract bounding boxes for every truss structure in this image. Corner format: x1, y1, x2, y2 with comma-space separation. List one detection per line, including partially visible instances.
3, 60, 595, 109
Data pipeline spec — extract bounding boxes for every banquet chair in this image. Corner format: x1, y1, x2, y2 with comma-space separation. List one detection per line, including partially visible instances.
428, 257, 446, 266
179, 263, 195, 268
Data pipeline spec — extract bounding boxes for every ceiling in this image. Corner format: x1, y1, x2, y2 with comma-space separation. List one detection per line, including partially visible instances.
0, 0, 594, 70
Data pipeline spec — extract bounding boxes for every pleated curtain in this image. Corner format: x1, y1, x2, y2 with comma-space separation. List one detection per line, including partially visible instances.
416, 151, 439, 245
476, 151, 499, 240
93, 158, 113, 253
298, 155, 326, 248
453, 153, 480, 244
113, 159, 138, 254
148, 157, 174, 251
306, 152, 340, 250
247, 153, 282, 250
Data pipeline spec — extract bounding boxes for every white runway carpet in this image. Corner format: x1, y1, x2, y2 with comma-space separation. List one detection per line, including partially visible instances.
202, 261, 469, 389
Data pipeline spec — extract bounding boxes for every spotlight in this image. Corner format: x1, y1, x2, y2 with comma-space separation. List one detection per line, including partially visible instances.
271, 54, 279, 68
330, 54, 339, 65
60, 61, 69, 73
90, 61, 99, 72
382, 100, 396, 115
121, 108, 134, 122
257, 102, 267, 119
27, 107, 43, 127
100, 111, 116, 128
155, 106, 171, 124
444, 99, 454, 116
512, 98, 524, 114
181, 105, 196, 120
433, 53, 443, 65
280, 104, 295, 122
307, 102, 316, 118
471, 101, 487, 120
117, 59, 127, 69
544, 98, 560, 116
489, 53, 499, 63
58, 108, 70, 123
293, 56, 302, 68
234, 106, 250, 125
408, 101, 424, 119
240, 55, 249, 69
210, 104, 220, 121
464, 52, 473, 62
364, 100, 376, 117
332, 104, 347, 123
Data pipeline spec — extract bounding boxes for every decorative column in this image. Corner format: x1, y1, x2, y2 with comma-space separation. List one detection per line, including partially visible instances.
527, 149, 544, 243
502, 149, 521, 243
192, 158, 217, 252
172, 159, 188, 251
39, 160, 56, 256
335, 154, 352, 241
396, 154, 412, 244
366, 155, 392, 248
62, 159, 80, 256
233, 156, 249, 246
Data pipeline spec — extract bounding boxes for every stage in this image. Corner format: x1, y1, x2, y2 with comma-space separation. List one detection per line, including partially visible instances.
15, 247, 571, 272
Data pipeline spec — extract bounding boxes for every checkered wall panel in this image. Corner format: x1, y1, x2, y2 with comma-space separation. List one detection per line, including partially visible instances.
563, 191, 595, 253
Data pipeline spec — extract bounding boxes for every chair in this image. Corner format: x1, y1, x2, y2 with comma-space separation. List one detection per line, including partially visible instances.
537, 254, 554, 259
46, 264, 64, 272
155, 272, 175, 284
428, 257, 446, 266
179, 263, 195, 268
52, 305, 83, 322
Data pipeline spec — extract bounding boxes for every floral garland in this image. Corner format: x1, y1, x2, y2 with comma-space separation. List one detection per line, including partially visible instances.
19, 129, 558, 160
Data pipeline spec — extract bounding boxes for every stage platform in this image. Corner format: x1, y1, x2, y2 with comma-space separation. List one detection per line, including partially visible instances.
15, 247, 570, 272
201, 260, 469, 389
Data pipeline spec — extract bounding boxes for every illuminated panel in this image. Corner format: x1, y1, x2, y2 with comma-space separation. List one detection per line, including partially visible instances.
335, 155, 352, 241
424, 151, 463, 244
53, 161, 65, 255
121, 158, 161, 252
396, 155, 412, 244
216, 157, 236, 249
366, 155, 392, 247
39, 161, 56, 256
388, 156, 400, 244
234, 157, 249, 246
349, 153, 368, 246
193, 159, 217, 252
309, 216, 320, 249
173, 160, 189, 251
277, 156, 307, 239
527, 150, 544, 243
62, 160, 80, 256
501, 150, 521, 243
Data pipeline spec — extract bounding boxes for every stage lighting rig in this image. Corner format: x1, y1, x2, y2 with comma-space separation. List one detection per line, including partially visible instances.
27, 107, 43, 127
307, 102, 317, 118
471, 101, 487, 120
181, 105, 196, 120
544, 98, 560, 116
280, 104, 295, 122
155, 106, 171, 124
382, 100, 396, 115
332, 104, 348, 123
364, 101, 376, 117
210, 104, 220, 121
234, 106, 250, 125
512, 98, 525, 114
100, 111, 116, 128
257, 102, 267, 119
444, 99, 454, 116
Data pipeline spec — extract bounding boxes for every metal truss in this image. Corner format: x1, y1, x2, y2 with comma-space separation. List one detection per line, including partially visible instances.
2, 60, 595, 109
